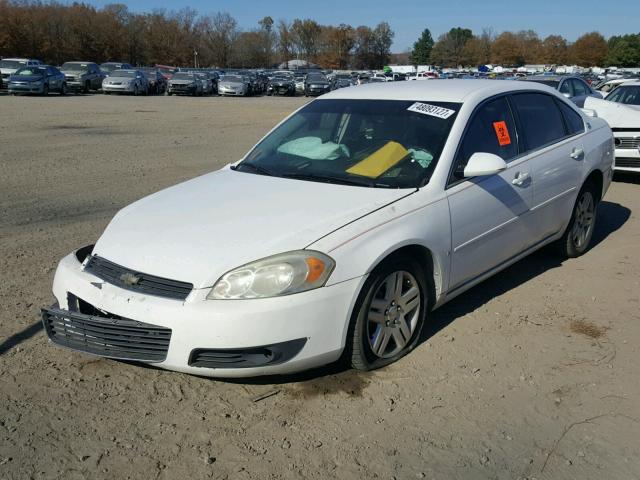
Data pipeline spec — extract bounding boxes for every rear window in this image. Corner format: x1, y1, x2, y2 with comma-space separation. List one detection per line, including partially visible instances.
511, 93, 566, 151
556, 100, 585, 135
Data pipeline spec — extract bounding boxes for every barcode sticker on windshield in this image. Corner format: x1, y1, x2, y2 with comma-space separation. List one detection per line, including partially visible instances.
407, 102, 455, 119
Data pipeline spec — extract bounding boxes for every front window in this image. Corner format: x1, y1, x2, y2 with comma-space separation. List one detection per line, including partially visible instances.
172, 73, 195, 80
14, 67, 46, 76
111, 70, 137, 78
607, 86, 640, 105
62, 63, 88, 72
238, 99, 460, 188
0, 60, 27, 69
222, 75, 243, 82
528, 79, 561, 90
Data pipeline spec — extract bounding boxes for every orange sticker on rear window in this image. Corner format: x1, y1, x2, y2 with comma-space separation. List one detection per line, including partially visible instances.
493, 121, 512, 146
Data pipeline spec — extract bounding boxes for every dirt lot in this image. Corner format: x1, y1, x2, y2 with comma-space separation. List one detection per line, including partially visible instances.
1, 93, 639, 480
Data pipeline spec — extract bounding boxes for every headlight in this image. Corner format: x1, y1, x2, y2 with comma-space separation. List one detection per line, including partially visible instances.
208, 250, 335, 300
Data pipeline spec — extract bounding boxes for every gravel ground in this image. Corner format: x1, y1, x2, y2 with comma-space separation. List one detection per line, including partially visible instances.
1, 93, 639, 480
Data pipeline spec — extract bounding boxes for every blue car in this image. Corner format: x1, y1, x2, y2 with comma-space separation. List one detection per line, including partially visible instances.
8, 65, 67, 95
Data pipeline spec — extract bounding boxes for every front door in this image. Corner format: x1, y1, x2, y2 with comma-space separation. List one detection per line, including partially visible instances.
446, 95, 533, 290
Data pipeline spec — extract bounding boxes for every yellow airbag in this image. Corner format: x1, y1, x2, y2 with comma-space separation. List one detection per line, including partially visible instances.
346, 141, 409, 178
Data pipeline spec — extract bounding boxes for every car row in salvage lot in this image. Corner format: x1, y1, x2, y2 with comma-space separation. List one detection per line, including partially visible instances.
41, 80, 615, 377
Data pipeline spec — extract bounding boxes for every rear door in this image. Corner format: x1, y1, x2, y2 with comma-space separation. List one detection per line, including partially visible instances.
510, 92, 586, 241
446, 95, 534, 290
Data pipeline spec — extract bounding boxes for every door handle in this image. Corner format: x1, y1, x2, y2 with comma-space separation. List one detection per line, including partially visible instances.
512, 171, 530, 186
570, 148, 584, 160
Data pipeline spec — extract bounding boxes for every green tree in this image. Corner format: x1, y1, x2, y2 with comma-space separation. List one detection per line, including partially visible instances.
606, 34, 640, 67
410, 28, 434, 65
430, 27, 473, 67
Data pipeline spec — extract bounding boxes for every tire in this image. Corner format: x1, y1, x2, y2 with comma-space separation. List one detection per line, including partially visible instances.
346, 254, 430, 371
133, 85, 139, 96
60, 83, 67, 95
42, 84, 49, 96
83, 81, 90, 94
556, 181, 599, 258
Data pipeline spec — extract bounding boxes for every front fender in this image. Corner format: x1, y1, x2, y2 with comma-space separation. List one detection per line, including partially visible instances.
307, 190, 452, 306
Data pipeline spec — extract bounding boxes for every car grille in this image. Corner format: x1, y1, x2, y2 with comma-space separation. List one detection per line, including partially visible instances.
615, 157, 640, 168
84, 255, 193, 300
42, 307, 171, 362
615, 137, 640, 149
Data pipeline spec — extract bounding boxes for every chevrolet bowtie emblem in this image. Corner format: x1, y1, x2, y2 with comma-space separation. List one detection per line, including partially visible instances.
120, 272, 141, 286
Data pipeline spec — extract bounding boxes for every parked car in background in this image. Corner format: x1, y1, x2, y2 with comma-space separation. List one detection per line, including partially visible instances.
43, 80, 613, 378
195, 72, 214, 95
7, 65, 67, 95
522, 75, 602, 107
166, 72, 203, 96
333, 74, 354, 89
294, 75, 305, 93
304, 73, 331, 96
139, 67, 167, 94
267, 74, 296, 96
100, 62, 133, 76
0, 58, 41, 87
102, 69, 149, 95
594, 78, 634, 97
585, 81, 640, 173
218, 75, 250, 96
60, 62, 104, 93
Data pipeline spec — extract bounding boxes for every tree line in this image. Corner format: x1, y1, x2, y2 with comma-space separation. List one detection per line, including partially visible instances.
0, 1, 393, 69
410, 27, 640, 68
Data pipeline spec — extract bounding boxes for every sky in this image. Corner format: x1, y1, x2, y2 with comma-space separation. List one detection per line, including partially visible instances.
86, 0, 640, 52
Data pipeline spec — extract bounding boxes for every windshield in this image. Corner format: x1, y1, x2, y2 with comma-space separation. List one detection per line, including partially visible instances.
100, 64, 119, 73
14, 67, 46, 76
172, 73, 194, 80
111, 70, 137, 78
238, 99, 460, 188
62, 63, 89, 72
307, 75, 326, 82
607, 85, 640, 105
0, 60, 28, 69
222, 75, 243, 82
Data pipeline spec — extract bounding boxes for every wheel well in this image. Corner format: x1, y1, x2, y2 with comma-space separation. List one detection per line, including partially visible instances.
585, 169, 603, 201
377, 245, 438, 310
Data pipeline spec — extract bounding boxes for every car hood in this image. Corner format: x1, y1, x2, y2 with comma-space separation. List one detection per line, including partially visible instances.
584, 97, 640, 128
93, 167, 412, 289
106, 76, 133, 82
220, 81, 244, 87
170, 79, 195, 85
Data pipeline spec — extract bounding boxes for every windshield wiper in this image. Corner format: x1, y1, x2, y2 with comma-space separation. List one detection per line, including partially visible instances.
231, 162, 278, 177
281, 172, 390, 188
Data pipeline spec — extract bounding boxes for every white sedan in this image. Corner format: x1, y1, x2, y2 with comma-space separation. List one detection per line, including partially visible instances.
585, 81, 640, 173
43, 80, 614, 377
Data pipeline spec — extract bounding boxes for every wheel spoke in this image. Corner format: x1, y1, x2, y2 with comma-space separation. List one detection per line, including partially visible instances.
371, 327, 390, 356
391, 327, 407, 349
392, 272, 404, 299
367, 309, 386, 324
397, 315, 411, 342
400, 286, 420, 312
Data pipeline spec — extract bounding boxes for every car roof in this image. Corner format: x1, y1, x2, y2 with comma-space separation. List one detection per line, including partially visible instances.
322, 79, 561, 103
616, 80, 640, 86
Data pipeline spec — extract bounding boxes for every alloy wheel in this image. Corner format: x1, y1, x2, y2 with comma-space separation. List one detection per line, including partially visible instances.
571, 191, 595, 250
366, 271, 421, 359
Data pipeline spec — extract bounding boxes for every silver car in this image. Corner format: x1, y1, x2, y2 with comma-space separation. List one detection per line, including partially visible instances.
102, 69, 149, 95
218, 75, 249, 96
522, 75, 602, 107
166, 72, 203, 96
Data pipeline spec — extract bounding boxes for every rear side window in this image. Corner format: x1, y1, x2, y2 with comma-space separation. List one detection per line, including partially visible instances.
556, 100, 585, 135
511, 93, 566, 151
453, 96, 518, 180
559, 81, 572, 96
571, 79, 589, 96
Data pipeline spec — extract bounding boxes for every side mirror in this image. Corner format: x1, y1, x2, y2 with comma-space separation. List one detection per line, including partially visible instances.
464, 152, 508, 178
581, 108, 598, 118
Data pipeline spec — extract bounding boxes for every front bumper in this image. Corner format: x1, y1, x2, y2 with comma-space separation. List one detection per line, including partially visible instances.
8, 82, 44, 94
219, 87, 245, 96
102, 84, 134, 93
168, 85, 196, 95
613, 132, 640, 172
46, 252, 363, 377
305, 87, 330, 96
